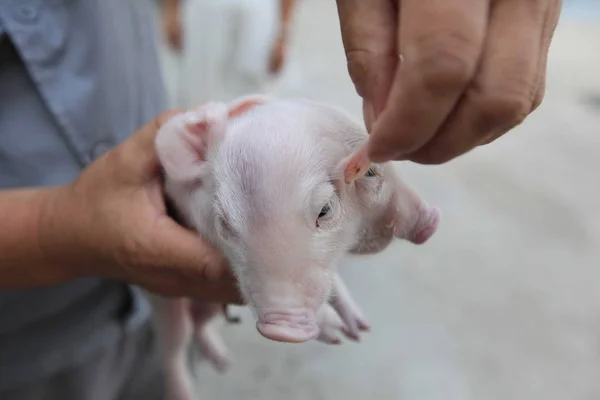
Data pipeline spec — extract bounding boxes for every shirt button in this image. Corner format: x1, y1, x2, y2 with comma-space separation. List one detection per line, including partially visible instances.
89, 141, 114, 161
12, 0, 40, 24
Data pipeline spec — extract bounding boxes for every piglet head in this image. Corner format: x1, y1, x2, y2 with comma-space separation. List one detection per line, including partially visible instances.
156, 96, 441, 343
156, 96, 363, 343
341, 146, 441, 255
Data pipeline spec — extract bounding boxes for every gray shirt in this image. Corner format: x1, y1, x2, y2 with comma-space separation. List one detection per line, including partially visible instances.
0, 0, 167, 390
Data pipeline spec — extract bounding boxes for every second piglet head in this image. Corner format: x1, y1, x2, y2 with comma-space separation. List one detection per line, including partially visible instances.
155, 96, 440, 344
344, 151, 441, 255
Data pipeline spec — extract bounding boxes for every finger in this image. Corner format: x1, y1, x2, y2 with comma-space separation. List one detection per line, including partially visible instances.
530, 0, 562, 114
335, 0, 398, 118
406, 0, 548, 164
362, 99, 376, 132
188, 284, 243, 304
143, 278, 243, 304
479, 0, 562, 148
144, 215, 240, 289
367, 0, 489, 162
116, 109, 184, 183
145, 109, 185, 155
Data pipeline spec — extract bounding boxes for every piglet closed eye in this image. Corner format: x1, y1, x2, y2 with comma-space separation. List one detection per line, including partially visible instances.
150, 95, 440, 400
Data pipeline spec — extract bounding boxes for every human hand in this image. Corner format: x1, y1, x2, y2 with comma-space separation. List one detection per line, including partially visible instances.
268, 0, 297, 75
162, 0, 183, 52
40, 111, 242, 304
336, 0, 562, 164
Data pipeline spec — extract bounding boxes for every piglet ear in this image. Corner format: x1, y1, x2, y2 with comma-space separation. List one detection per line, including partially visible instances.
155, 102, 229, 183
227, 94, 271, 118
335, 144, 372, 184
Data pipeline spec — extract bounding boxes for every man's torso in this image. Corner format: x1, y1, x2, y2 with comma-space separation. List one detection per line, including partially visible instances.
0, 0, 166, 390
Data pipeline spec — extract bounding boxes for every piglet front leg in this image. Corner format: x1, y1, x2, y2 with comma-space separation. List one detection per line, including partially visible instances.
190, 301, 234, 373
315, 303, 346, 345
329, 273, 370, 341
151, 298, 197, 400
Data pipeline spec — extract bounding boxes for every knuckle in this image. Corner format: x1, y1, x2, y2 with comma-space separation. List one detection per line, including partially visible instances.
411, 142, 477, 165
411, 30, 479, 93
408, 149, 454, 165
471, 55, 539, 132
476, 90, 532, 131
116, 235, 146, 271
345, 49, 396, 98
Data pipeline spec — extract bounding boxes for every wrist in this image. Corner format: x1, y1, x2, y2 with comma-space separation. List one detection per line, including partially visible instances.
0, 186, 83, 288
36, 184, 97, 282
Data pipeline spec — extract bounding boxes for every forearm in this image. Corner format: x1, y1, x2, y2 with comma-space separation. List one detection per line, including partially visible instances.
0, 187, 77, 289
280, 0, 295, 28
162, 0, 180, 11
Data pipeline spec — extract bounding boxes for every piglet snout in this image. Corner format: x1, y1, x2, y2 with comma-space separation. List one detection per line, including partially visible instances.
409, 205, 440, 245
256, 309, 319, 343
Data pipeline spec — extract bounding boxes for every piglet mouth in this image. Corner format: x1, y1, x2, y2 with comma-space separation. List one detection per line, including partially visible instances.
256, 309, 319, 343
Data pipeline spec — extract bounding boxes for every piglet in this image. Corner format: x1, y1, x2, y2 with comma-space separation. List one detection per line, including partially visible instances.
150, 95, 440, 400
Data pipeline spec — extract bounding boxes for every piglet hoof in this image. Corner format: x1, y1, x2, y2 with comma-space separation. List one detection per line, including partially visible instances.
199, 348, 233, 374
337, 312, 370, 343
195, 325, 234, 374
340, 317, 370, 342
208, 352, 233, 374
330, 276, 371, 342
316, 303, 370, 345
222, 304, 242, 324
316, 304, 345, 345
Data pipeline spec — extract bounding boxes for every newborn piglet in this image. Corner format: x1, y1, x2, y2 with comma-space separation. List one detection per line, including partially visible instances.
151, 95, 440, 400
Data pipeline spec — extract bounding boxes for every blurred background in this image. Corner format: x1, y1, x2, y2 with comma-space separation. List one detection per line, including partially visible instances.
150, 1, 600, 399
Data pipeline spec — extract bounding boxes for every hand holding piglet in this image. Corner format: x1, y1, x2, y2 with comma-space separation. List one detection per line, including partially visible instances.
35, 111, 242, 303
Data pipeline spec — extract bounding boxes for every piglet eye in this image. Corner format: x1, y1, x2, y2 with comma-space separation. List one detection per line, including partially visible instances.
365, 167, 377, 177
318, 203, 331, 219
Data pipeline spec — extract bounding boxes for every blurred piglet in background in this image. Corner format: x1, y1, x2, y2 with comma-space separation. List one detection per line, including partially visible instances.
150, 96, 441, 400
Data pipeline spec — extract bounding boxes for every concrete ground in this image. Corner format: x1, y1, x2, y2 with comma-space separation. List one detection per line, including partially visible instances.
152, 1, 600, 399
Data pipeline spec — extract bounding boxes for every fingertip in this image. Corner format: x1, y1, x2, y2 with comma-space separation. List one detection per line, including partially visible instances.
136, 109, 184, 154
216, 287, 244, 306
155, 109, 184, 129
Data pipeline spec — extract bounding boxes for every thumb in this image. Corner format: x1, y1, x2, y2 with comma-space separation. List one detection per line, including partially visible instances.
335, 0, 399, 123
150, 216, 241, 299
